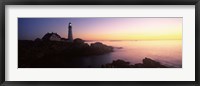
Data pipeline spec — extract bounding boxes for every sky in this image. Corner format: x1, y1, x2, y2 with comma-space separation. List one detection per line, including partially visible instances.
18, 18, 182, 40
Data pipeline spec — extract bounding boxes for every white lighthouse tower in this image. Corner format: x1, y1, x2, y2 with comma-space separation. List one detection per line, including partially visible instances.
68, 22, 73, 42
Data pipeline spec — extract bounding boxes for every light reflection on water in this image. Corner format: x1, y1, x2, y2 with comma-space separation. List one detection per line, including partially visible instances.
82, 40, 182, 68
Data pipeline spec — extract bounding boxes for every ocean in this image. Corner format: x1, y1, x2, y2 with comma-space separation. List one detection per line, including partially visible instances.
79, 40, 182, 68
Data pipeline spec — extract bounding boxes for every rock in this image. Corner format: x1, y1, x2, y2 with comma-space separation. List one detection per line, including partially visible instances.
73, 38, 85, 44
142, 57, 167, 68
102, 59, 133, 68
90, 42, 113, 55
112, 59, 131, 67
134, 63, 144, 68
115, 47, 123, 49
102, 58, 168, 68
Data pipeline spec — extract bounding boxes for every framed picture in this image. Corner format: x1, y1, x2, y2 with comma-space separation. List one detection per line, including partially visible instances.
0, 0, 199, 86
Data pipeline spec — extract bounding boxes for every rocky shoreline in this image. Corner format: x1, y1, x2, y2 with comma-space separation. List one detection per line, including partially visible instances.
102, 58, 168, 68
18, 38, 114, 68
19, 38, 169, 68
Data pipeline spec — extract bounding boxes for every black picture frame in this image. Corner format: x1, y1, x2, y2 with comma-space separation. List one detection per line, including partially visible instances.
0, 0, 199, 86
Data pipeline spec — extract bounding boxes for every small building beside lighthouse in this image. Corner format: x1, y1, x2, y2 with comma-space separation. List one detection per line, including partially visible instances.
42, 32, 61, 41
41, 22, 74, 42
68, 22, 73, 42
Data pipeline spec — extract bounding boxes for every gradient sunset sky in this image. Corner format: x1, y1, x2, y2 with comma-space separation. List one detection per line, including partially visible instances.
18, 18, 182, 40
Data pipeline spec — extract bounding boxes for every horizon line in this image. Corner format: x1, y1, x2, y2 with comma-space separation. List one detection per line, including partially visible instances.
84, 39, 182, 41
18, 39, 182, 41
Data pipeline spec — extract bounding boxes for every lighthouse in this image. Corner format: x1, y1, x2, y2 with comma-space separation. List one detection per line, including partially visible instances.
68, 22, 73, 42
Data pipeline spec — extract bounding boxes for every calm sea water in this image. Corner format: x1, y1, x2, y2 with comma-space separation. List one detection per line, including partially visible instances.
79, 40, 182, 68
